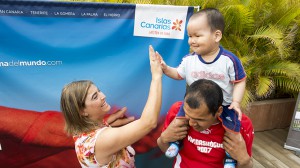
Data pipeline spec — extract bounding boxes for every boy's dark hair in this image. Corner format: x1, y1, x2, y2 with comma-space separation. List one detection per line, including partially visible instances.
185, 79, 223, 116
191, 8, 225, 33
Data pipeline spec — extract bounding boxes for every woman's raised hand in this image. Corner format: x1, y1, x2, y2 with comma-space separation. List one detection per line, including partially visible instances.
149, 45, 163, 79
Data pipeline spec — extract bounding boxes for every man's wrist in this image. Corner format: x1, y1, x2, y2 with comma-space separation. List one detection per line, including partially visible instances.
237, 155, 251, 166
159, 132, 169, 144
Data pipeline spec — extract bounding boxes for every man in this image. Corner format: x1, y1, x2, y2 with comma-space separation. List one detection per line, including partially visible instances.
157, 79, 254, 168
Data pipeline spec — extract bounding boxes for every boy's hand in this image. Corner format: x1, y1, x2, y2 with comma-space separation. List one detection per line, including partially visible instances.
155, 51, 168, 72
228, 102, 242, 121
150, 46, 181, 80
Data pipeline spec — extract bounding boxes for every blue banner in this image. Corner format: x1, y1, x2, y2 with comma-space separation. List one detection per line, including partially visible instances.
0, 1, 193, 167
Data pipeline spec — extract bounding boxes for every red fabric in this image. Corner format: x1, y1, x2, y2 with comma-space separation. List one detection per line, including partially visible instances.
0, 106, 164, 167
0, 135, 79, 168
0, 106, 79, 167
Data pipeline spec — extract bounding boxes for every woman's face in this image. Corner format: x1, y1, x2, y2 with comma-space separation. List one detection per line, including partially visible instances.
83, 84, 111, 120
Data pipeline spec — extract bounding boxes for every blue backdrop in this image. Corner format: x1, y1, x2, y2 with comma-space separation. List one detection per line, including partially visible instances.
0, 1, 193, 167
0, 1, 193, 114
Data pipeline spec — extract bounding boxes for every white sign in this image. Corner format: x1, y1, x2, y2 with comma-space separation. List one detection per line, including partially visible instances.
295, 111, 300, 119
134, 4, 188, 39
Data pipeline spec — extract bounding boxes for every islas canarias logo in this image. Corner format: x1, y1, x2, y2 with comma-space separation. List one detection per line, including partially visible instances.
134, 4, 188, 39
172, 19, 183, 31
140, 17, 183, 31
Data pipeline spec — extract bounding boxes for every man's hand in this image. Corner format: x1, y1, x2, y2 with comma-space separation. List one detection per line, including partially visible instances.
105, 107, 135, 127
223, 132, 253, 167
160, 117, 189, 144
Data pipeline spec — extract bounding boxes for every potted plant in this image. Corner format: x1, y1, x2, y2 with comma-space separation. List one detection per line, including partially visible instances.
203, 0, 300, 131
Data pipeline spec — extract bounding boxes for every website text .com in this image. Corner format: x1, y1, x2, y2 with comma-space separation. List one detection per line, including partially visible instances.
0, 60, 63, 67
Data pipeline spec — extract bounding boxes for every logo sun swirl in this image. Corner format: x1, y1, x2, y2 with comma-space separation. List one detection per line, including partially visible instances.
172, 19, 183, 31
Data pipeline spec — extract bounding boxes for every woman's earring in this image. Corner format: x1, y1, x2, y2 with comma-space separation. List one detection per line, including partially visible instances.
83, 113, 88, 117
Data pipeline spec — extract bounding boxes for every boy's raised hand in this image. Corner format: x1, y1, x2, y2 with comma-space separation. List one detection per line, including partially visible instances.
155, 51, 168, 72
149, 46, 168, 72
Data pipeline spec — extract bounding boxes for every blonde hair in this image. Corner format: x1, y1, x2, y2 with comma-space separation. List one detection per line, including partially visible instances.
60, 80, 98, 135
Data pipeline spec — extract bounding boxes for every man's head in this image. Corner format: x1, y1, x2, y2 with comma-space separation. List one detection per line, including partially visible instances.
187, 8, 224, 56
183, 79, 223, 132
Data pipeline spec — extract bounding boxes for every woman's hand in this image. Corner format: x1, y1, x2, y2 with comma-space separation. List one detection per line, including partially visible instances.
149, 45, 163, 79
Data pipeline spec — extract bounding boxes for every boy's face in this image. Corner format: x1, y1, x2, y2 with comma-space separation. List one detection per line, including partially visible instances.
187, 14, 221, 56
183, 100, 221, 132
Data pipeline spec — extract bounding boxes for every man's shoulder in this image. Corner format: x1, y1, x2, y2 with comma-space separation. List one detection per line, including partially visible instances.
172, 101, 183, 107
165, 101, 184, 119
240, 114, 254, 150
162, 101, 184, 131
241, 114, 254, 129
168, 101, 183, 115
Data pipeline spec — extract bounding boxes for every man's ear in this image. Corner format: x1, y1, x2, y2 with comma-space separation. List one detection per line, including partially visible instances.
215, 106, 223, 118
214, 30, 222, 42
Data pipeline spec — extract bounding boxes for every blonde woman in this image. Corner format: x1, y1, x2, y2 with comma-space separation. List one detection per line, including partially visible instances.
60, 45, 162, 168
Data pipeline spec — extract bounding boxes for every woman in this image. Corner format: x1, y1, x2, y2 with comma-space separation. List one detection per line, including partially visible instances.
60, 45, 162, 168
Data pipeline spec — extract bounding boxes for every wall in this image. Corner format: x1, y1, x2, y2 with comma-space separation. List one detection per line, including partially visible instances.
244, 98, 296, 131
